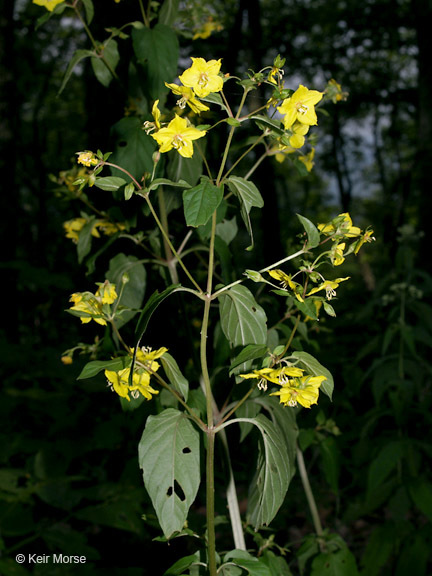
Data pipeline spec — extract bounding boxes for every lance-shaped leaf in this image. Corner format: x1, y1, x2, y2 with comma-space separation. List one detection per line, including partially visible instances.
94, 176, 126, 191
147, 178, 191, 193
160, 353, 189, 402
138, 409, 200, 538
230, 414, 290, 528
218, 284, 267, 348
226, 176, 264, 250
229, 344, 268, 376
91, 38, 120, 87
291, 350, 334, 400
297, 214, 320, 249
58, 49, 94, 95
77, 356, 131, 380
182, 177, 223, 227
129, 284, 180, 385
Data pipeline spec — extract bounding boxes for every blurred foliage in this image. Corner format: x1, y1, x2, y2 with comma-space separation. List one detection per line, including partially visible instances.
1, 0, 431, 573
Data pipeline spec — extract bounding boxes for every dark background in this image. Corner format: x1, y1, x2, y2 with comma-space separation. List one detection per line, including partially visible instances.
1, 0, 432, 574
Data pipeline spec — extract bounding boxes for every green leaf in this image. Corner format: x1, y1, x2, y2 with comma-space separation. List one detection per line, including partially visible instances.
311, 548, 359, 576
226, 176, 264, 214
81, 0, 94, 24
147, 177, 191, 193
58, 49, 94, 95
182, 177, 224, 227
224, 550, 273, 576
252, 396, 298, 481
229, 344, 268, 375
106, 253, 147, 329
77, 217, 96, 264
360, 523, 396, 576
77, 357, 131, 380
296, 214, 320, 248
124, 182, 135, 200
218, 285, 267, 347
200, 92, 229, 112
91, 39, 120, 87
320, 437, 340, 495
226, 176, 264, 250
367, 441, 403, 497
167, 150, 203, 187
109, 116, 156, 181
250, 114, 284, 136
132, 23, 179, 99
408, 478, 432, 522
160, 353, 189, 402
138, 408, 200, 539
163, 552, 200, 576
94, 176, 126, 191
233, 414, 290, 528
291, 351, 334, 400
158, 0, 180, 26
226, 118, 242, 127
130, 284, 180, 383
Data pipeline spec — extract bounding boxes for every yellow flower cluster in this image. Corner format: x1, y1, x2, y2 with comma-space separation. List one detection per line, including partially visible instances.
150, 57, 224, 158
105, 346, 167, 402
69, 281, 118, 326
32, 0, 64, 11
240, 365, 326, 408
63, 217, 125, 243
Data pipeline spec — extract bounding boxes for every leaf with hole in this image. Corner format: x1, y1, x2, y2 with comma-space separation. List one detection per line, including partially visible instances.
138, 409, 200, 538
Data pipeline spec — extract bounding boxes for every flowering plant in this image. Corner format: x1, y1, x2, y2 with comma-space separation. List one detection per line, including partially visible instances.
36, 0, 374, 573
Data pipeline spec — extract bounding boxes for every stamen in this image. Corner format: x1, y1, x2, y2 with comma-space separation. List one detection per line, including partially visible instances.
258, 378, 268, 391
177, 97, 187, 109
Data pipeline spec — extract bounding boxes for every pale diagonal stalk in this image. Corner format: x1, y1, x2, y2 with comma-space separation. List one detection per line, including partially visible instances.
296, 444, 324, 542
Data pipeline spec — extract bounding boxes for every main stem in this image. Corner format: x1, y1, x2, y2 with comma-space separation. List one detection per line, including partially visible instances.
296, 444, 324, 538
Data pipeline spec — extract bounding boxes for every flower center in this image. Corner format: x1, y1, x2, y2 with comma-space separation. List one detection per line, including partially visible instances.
296, 102, 309, 115
198, 72, 209, 87
172, 134, 186, 150
177, 97, 188, 109
325, 285, 337, 299
258, 378, 268, 391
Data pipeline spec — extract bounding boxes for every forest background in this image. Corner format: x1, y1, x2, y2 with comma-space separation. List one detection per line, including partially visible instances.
1, 0, 432, 574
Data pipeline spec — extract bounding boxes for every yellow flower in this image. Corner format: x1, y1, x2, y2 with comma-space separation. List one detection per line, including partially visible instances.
61, 355, 73, 365
69, 292, 107, 326
76, 151, 98, 167
277, 85, 323, 129
268, 66, 284, 85
307, 277, 350, 300
240, 366, 304, 391
318, 213, 361, 238
268, 269, 304, 302
63, 218, 100, 243
192, 19, 223, 40
299, 148, 315, 172
151, 114, 206, 158
330, 242, 346, 266
271, 374, 326, 408
353, 228, 375, 254
95, 281, 118, 305
289, 122, 309, 148
32, 0, 64, 11
105, 355, 162, 402
165, 83, 209, 114
179, 57, 223, 98
325, 79, 348, 103
95, 219, 126, 236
